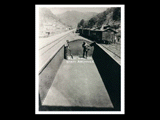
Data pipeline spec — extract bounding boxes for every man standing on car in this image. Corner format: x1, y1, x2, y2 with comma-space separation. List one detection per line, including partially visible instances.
65, 40, 73, 59
82, 42, 90, 59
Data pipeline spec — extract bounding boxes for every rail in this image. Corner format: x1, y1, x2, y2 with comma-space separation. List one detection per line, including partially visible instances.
39, 31, 73, 50
38, 29, 75, 74
101, 44, 121, 59
97, 44, 121, 65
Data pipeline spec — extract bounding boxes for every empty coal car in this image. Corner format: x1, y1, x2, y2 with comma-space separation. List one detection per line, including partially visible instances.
78, 28, 117, 44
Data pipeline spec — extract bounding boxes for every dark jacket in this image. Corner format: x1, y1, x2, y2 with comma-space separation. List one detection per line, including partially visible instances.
82, 43, 90, 51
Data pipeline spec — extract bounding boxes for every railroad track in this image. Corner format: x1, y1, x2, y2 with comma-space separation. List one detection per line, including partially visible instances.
39, 30, 75, 74
39, 33, 68, 50
100, 44, 121, 59
39, 33, 71, 56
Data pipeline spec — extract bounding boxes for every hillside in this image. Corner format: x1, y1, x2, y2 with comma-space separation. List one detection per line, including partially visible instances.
57, 11, 97, 28
39, 8, 69, 37
77, 7, 121, 37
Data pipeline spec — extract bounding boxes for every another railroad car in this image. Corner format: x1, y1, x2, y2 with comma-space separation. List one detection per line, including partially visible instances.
101, 29, 117, 44
78, 28, 117, 44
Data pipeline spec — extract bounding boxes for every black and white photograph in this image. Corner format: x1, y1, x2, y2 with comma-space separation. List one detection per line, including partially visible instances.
35, 4, 125, 114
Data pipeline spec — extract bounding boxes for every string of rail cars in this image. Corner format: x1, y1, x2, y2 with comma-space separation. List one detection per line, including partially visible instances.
76, 25, 120, 44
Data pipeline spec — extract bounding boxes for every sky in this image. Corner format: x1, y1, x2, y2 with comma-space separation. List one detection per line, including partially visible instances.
48, 7, 109, 15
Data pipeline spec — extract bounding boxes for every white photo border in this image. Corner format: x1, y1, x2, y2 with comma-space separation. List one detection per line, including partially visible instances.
35, 4, 125, 114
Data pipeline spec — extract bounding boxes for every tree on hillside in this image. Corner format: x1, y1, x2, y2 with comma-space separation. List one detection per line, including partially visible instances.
88, 17, 98, 28
77, 19, 85, 28
113, 7, 121, 21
